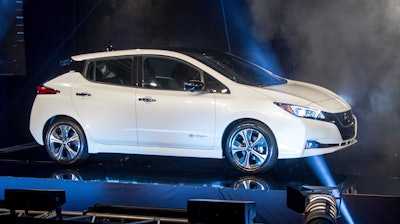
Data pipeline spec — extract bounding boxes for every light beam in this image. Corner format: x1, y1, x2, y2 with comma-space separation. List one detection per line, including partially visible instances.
306, 155, 355, 224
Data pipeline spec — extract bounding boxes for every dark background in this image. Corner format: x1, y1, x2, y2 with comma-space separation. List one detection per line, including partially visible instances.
0, 0, 399, 173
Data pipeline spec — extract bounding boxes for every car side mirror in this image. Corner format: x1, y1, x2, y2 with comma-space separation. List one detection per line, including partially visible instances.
184, 80, 204, 92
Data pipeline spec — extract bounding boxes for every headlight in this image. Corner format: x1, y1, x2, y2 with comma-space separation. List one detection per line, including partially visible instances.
274, 102, 326, 120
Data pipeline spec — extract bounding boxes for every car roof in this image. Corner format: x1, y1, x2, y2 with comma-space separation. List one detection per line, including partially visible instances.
71, 49, 169, 61
71, 48, 221, 61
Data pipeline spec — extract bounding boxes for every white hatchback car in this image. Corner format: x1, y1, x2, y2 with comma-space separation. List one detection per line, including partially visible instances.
29, 49, 357, 173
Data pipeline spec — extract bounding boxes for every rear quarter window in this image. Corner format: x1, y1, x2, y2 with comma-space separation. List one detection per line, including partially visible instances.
58, 60, 85, 74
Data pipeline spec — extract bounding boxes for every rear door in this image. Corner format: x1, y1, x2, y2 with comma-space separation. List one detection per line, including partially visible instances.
71, 57, 139, 146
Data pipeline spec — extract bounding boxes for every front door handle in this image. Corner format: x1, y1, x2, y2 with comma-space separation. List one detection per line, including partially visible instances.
138, 97, 156, 102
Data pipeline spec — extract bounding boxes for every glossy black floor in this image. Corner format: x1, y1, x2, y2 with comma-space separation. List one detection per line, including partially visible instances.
0, 143, 399, 223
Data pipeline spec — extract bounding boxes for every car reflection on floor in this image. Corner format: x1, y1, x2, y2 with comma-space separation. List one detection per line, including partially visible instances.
0, 144, 339, 191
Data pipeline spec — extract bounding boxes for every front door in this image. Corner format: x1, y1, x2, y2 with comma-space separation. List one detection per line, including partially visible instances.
136, 56, 216, 149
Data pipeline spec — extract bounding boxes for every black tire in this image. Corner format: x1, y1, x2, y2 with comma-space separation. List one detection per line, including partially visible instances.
44, 117, 89, 165
225, 120, 278, 173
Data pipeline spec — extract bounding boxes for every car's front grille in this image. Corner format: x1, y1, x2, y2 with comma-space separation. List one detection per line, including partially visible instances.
324, 110, 356, 140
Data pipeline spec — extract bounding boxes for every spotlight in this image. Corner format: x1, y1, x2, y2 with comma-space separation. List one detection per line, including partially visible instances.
304, 193, 337, 224
286, 185, 342, 224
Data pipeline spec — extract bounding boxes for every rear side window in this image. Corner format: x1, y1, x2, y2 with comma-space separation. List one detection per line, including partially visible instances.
85, 57, 136, 86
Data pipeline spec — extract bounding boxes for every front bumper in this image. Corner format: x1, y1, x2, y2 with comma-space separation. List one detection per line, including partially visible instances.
302, 138, 357, 157
277, 114, 358, 159
301, 113, 358, 157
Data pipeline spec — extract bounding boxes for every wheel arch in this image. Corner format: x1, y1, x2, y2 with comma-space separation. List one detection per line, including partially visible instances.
221, 118, 277, 157
42, 115, 84, 143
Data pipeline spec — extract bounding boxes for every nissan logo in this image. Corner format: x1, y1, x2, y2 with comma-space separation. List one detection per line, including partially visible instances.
343, 112, 351, 123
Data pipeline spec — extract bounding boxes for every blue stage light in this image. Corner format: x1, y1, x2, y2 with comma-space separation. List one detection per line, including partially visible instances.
220, 0, 284, 77
306, 155, 355, 224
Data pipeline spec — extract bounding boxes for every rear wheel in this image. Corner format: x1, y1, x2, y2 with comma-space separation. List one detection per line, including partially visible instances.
44, 117, 89, 165
225, 120, 278, 173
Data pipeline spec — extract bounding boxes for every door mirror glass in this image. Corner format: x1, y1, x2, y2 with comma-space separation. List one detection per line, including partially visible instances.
184, 80, 204, 92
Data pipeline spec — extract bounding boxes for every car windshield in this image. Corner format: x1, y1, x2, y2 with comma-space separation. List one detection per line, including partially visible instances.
186, 52, 287, 87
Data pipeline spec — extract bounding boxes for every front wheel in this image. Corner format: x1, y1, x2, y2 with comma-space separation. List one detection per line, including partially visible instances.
44, 117, 89, 165
225, 121, 278, 173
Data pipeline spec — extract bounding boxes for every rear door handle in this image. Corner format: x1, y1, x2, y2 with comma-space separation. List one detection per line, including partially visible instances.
138, 97, 156, 102
76, 92, 91, 97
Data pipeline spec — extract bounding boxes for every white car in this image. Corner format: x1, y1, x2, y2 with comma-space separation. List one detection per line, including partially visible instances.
29, 49, 357, 173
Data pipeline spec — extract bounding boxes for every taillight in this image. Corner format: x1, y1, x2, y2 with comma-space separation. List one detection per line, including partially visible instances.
36, 85, 59, 94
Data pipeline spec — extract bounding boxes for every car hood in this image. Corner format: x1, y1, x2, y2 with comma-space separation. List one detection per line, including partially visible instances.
251, 80, 350, 112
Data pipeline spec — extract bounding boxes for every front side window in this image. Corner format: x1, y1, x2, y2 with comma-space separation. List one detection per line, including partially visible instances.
141, 56, 228, 93
142, 56, 199, 90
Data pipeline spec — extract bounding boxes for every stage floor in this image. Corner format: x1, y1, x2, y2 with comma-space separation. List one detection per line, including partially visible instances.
0, 144, 399, 223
